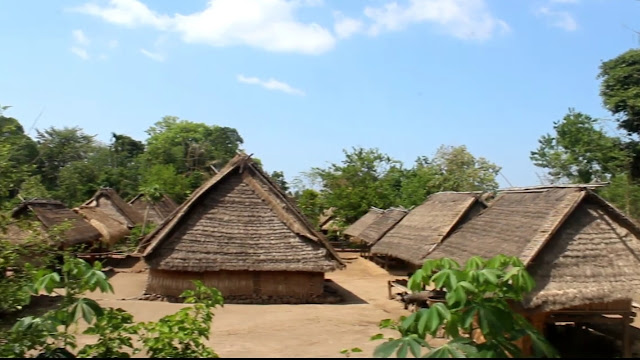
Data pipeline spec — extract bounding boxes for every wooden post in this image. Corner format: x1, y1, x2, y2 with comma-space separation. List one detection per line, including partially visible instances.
623, 312, 631, 358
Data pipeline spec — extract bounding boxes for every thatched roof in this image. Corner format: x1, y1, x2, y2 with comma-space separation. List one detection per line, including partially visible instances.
83, 188, 144, 227
74, 206, 130, 246
318, 207, 336, 228
128, 193, 179, 225
142, 154, 344, 273
426, 187, 640, 311
321, 219, 342, 232
11, 199, 101, 247
372, 192, 486, 266
357, 207, 408, 245
343, 208, 384, 238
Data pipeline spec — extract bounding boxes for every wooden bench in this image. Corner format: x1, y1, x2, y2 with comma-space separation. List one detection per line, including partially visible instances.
387, 279, 410, 300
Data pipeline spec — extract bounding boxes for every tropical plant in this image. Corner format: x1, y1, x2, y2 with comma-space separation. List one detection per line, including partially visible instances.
370, 255, 559, 358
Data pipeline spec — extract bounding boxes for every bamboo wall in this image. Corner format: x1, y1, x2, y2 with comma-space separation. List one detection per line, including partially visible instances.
146, 269, 325, 302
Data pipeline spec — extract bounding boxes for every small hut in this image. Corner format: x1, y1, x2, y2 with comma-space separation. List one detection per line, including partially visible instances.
371, 192, 486, 269
426, 186, 640, 357
83, 188, 144, 228
356, 207, 408, 255
141, 154, 345, 303
74, 206, 130, 247
10, 199, 101, 248
343, 208, 384, 242
128, 193, 179, 225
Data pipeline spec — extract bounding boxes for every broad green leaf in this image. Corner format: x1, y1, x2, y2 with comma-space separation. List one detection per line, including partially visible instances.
464, 256, 485, 271
425, 308, 442, 334
374, 339, 401, 358
371, 333, 385, 341
408, 338, 422, 358
351, 348, 363, 353
417, 309, 429, 336
397, 342, 409, 358
430, 303, 451, 321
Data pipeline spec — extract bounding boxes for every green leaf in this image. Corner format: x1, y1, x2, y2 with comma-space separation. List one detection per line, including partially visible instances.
397, 342, 409, 358
431, 303, 451, 321
374, 339, 401, 358
408, 269, 425, 292
425, 308, 442, 334
417, 309, 429, 336
408, 338, 422, 358
351, 348, 363, 353
371, 333, 385, 341
464, 256, 485, 271
461, 307, 478, 330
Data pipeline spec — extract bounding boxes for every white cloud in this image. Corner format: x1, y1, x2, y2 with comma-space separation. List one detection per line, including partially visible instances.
333, 11, 364, 39
537, 7, 577, 31
72, 29, 90, 45
108, 39, 119, 48
73, 0, 335, 55
140, 48, 165, 61
237, 74, 305, 96
363, 0, 509, 41
72, 0, 172, 29
71, 47, 90, 60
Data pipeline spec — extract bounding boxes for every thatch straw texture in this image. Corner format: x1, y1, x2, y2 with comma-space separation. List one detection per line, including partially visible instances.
357, 208, 408, 245
372, 192, 486, 266
426, 188, 584, 265
343, 208, 384, 238
11, 199, 101, 247
128, 194, 178, 225
321, 219, 341, 232
318, 207, 336, 228
74, 206, 130, 246
143, 154, 343, 273
84, 188, 144, 227
147, 269, 324, 299
427, 187, 640, 311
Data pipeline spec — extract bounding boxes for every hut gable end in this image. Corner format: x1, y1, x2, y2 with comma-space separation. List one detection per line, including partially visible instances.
372, 192, 485, 266
358, 208, 408, 245
525, 199, 640, 311
143, 154, 342, 273
344, 208, 384, 238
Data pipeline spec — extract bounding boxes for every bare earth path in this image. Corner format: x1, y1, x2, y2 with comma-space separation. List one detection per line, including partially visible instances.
80, 252, 440, 358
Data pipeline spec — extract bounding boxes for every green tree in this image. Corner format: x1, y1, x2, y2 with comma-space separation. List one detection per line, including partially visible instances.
598, 49, 640, 135
530, 109, 629, 184
309, 147, 403, 223
294, 189, 325, 227
396, 157, 440, 209
144, 116, 243, 178
270, 171, 289, 193
35, 126, 97, 192
428, 145, 501, 192
0, 107, 39, 204
370, 255, 558, 358
140, 164, 191, 203
56, 145, 112, 206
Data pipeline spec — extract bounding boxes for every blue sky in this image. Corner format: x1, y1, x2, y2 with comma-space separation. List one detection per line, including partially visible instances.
1, 0, 638, 189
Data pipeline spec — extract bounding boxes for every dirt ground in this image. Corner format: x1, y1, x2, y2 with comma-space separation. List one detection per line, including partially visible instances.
77, 252, 440, 358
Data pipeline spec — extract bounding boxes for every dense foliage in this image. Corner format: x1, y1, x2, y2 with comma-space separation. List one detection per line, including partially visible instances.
369, 255, 558, 358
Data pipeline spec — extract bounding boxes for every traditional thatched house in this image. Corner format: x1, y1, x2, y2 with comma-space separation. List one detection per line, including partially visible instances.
141, 154, 345, 303
83, 188, 144, 228
74, 206, 130, 247
10, 199, 101, 248
357, 207, 408, 250
318, 207, 336, 229
343, 207, 384, 241
426, 187, 640, 357
371, 192, 487, 268
128, 193, 179, 225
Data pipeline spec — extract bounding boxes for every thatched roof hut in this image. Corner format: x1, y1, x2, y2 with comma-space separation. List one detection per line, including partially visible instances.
426, 187, 640, 312
10, 199, 101, 247
83, 188, 143, 228
357, 207, 408, 246
343, 208, 384, 239
318, 207, 336, 228
74, 206, 130, 246
371, 192, 486, 266
141, 154, 344, 303
128, 193, 179, 225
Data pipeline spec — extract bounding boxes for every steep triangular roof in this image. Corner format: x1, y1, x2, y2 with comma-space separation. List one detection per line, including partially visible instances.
142, 154, 344, 272
372, 192, 486, 266
83, 188, 144, 227
357, 207, 408, 246
343, 208, 385, 238
318, 207, 336, 228
427, 187, 640, 311
128, 193, 179, 224
11, 199, 101, 247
